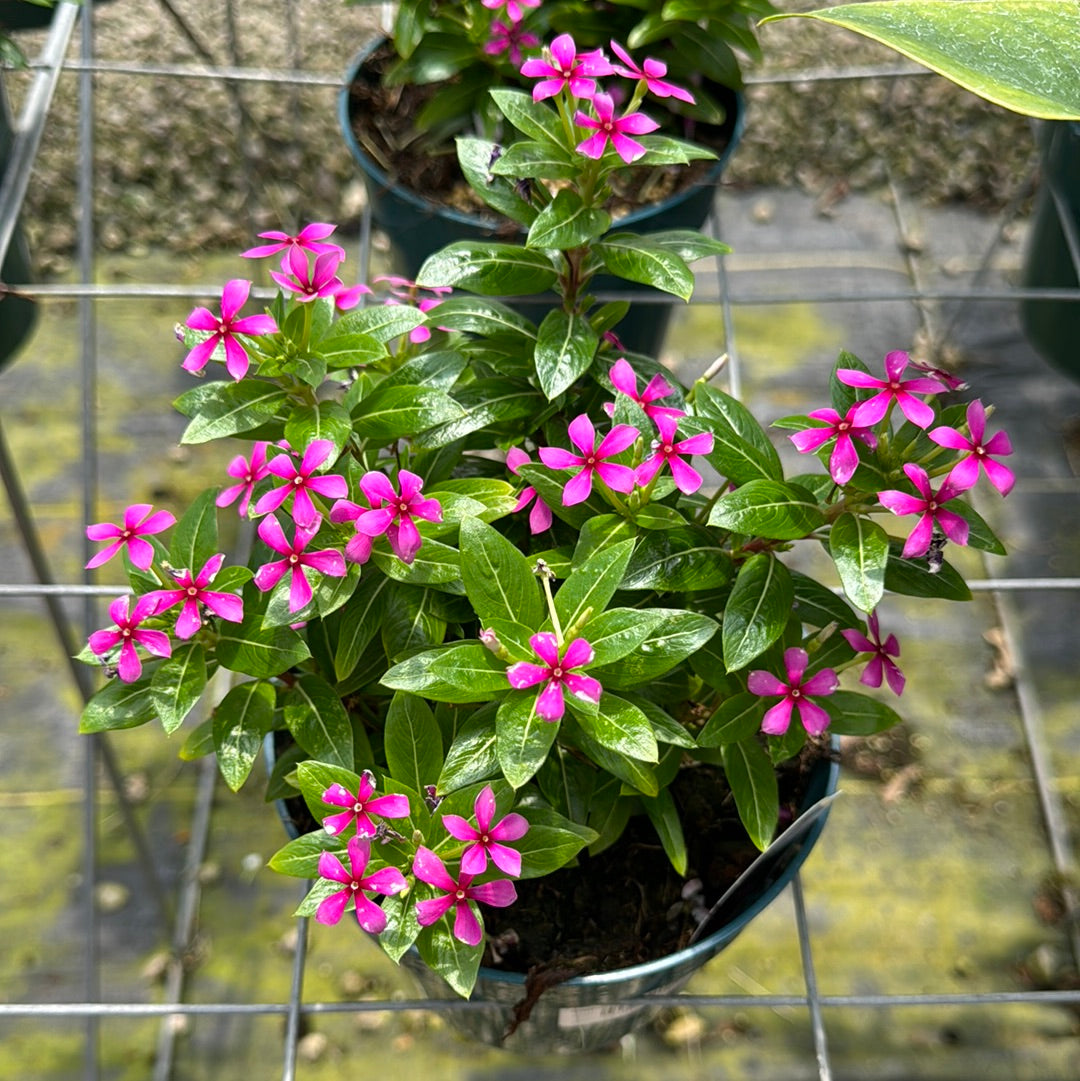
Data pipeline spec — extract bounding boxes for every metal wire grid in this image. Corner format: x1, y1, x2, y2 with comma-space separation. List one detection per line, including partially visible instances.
0, 4, 1078, 1080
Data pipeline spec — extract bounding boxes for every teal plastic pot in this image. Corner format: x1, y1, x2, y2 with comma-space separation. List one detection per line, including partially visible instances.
1020, 121, 1080, 381
338, 39, 744, 357
267, 735, 838, 1053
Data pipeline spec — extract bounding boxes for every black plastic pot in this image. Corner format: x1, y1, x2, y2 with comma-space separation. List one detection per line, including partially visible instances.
338, 38, 744, 358
1020, 121, 1080, 382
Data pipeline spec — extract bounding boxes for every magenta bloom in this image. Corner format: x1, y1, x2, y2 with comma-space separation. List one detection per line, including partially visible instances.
374, 276, 452, 343
315, 836, 408, 933
609, 40, 695, 104
484, 18, 539, 65
788, 406, 877, 486
506, 633, 602, 722
635, 413, 714, 494
575, 92, 659, 164
182, 279, 278, 381
88, 594, 172, 683
909, 357, 968, 392
604, 357, 684, 423
329, 497, 376, 565
837, 350, 944, 429
929, 399, 1015, 496
215, 441, 272, 517
85, 503, 175, 571
252, 514, 346, 612
270, 247, 347, 303
412, 846, 517, 946
481, 0, 540, 22
321, 772, 411, 838
346, 470, 442, 566
520, 32, 613, 101
442, 785, 529, 877
146, 553, 244, 639
241, 223, 346, 261
878, 463, 970, 559
747, 647, 839, 737
506, 447, 553, 533
841, 611, 905, 696
538, 414, 639, 505
253, 439, 348, 529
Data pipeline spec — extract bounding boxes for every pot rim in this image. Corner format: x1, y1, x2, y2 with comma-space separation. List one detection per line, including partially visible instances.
337, 36, 746, 234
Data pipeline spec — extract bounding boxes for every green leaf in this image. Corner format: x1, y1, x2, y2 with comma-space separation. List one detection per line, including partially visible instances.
459, 516, 544, 629
626, 694, 697, 748
268, 830, 344, 878
371, 538, 463, 592
168, 488, 218, 573
383, 349, 468, 390
212, 680, 275, 791
555, 538, 635, 632
412, 378, 545, 449
527, 188, 611, 250
437, 707, 499, 793
417, 242, 559, 296
496, 690, 559, 788
293, 760, 363, 825
514, 807, 598, 879
179, 718, 214, 760
313, 331, 386, 370
619, 526, 734, 591
722, 553, 794, 671
709, 479, 825, 539
381, 647, 483, 703
884, 540, 972, 601
826, 689, 905, 736
632, 504, 688, 531
378, 893, 423, 965
216, 613, 310, 678
690, 384, 784, 484
829, 512, 890, 613
671, 23, 742, 87
563, 716, 658, 797
490, 138, 578, 182
381, 585, 448, 665
582, 607, 665, 667
594, 233, 695, 301
174, 381, 287, 445
431, 296, 537, 340
697, 692, 767, 747
455, 135, 537, 226
385, 691, 444, 793
352, 384, 464, 443
333, 573, 390, 680
284, 402, 353, 458
641, 229, 732, 262
415, 919, 482, 998
489, 87, 567, 144
428, 642, 512, 697
534, 307, 599, 400
570, 693, 658, 764
791, 569, 864, 631
590, 609, 718, 688
766, 1, 1080, 120
721, 737, 779, 851
283, 674, 353, 769
536, 745, 596, 821
149, 643, 207, 735
949, 499, 1008, 555
327, 304, 426, 343
80, 675, 158, 733
428, 478, 517, 523
642, 788, 688, 875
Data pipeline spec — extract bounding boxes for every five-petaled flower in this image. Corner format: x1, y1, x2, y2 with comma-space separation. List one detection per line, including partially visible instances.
253, 514, 346, 612
374, 275, 451, 343
241, 222, 346, 262
609, 40, 695, 103
747, 647, 839, 737
506, 632, 602, 721
88, 594, 172, 683
315, 836, 408, 933
182, 279, 278, 382
841, 610, 905, 696
520, 32, 613, 101
146, 553, 244, 639
877, 463, 969, 559
603, 357, 684, 423
481, 0, 541, 23
484, 18, 540, 66
270, 248, 349, 304
575, 92, 659, 164
85, 503, 176, 571
538, 414, 639, 505
837, 350, 944, 429
442, 785, 529, 877
335, 470, 442, 566
506, 447, 553, 534
412, 846, 517, 946
929, 399, 1015, 496
788, 405, 877, 486
215, 441, 272, 517
321, 772, 411, 838
253, 439, 348, 529
635, 413, 714, 494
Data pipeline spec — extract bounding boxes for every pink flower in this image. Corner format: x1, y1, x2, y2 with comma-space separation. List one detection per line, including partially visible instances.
241, 223, 346, 261
575, 92, 659, 164
635, 412, 714, 494
609, 40, 695, 104
215, 442, 272, 517
88, 594, 172, 683
321, 772, 411, 838
909, 357, 968, 392
506, 447, 553, 533
253, 439, 348, 529
252, 514, 346, 612
538, 414, 639, 505
442, 785, 529, 877
374, 276, 452, 343
877, 463, 970, 559
506, 632, 602, 721
837, 350, 944, 429
412, 846, 517, 946
85, 503, 175, 571
520, 32, 613, 101
603, 357, 684, 423
315, 836, 408, 933
182, 279, 278, 381
841, 611, 905, 696
929, 400, 1014, 496
345, 470, 442, 566
747, 647, 839, 737
329, 497, 377, 565
481, 0, 540, 23
484, 18, 540, 66
145, 553, 244, 639
788, 406, 877, 486
270, 248, 347, 303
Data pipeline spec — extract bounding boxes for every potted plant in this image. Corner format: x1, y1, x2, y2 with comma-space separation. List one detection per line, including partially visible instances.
77, 48, 1013, 1052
